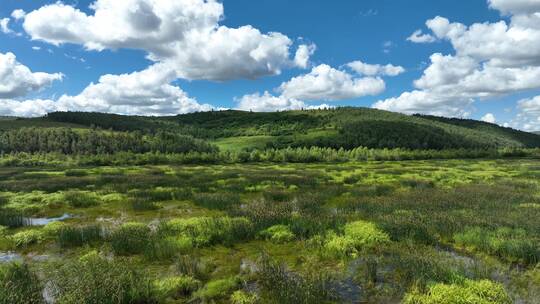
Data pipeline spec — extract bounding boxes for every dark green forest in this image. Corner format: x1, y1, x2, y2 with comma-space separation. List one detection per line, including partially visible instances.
0, 128, 216, 154
0, 107, 539, 156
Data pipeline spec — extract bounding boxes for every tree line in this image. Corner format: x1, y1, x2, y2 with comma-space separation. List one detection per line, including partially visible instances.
1, 147, 536, 167
0, 128, 217, 154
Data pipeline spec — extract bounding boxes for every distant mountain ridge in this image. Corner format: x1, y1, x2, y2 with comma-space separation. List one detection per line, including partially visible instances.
2, 107, 539, 151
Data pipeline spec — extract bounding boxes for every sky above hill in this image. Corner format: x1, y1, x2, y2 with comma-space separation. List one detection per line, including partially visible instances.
1, 0, 540, 131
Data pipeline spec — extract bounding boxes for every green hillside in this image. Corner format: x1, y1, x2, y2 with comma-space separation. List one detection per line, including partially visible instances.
0, 117, 86, 131
6, 107, 540, 152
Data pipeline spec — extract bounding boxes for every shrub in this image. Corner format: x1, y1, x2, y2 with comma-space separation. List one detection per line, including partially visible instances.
111, 222, 151, 255
322, 220, 390, 258
11, 230, 43, 248
403, 279, 512, 304
57, 225, 103, 248
259, 225, 295, 243
64, 191, 100, 208
47, 251, 156, 304
0, 263, 44, 304
231, 290, 257, 304
154, 276, 200, 300
192, 277, 240, 302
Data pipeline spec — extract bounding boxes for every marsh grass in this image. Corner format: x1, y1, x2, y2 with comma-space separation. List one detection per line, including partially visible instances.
11, 230, 44, 248
0, 209, 25, 228
111, 222, 151, 256
403, 279, 512, 304
171, 188, 193, 200
256, 254, 337, 304
192, 277, 240, 302
0, 195, 7, 207
161, 216, 253, 247
64, 191, 100, 208
380, 211, 438, 245
144, 236, 183, 261
0, 160, 538, 303
57, 225, 103, 248
47, 252, 157, 304
64, 169, 89, 177
175, 255, 214, 281
130, 189, 173, 202
154, 276, 201, 300
0, 263, 44, 304
319, 220, 390, 258
130, 198, 160, 211
258, 225, 295, 243
454, 227, 539, 265
193, 192, 240, 210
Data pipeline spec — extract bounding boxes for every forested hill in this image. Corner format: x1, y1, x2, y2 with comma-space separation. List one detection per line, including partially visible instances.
3, 107, 540, 152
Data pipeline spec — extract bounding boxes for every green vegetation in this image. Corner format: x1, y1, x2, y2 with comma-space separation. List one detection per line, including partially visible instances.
0, 142, 538, 302
0, 127, 216, 154
0, 263, 43, 304
403, 279, 512, 304
47, 251, 156, 304
0, 109, 537, 303
318, 220, 390, 258
111, 222, 151, 255
259, 225, 296, 243
1, 108, 538, 157
454, 227, 539, 265
154, 276, 201, 300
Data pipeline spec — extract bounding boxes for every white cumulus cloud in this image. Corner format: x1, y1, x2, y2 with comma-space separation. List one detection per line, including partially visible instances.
407, 29, 436, 43
0, 52, 63, 99
21, 0, 302, 81
237, 91, 307, 112
513, 95, 540, 131
294, 44, 317, 69
347, 60, 405, 76
0, 62, 214, 117
0, 99, 57, 117
0, 18, 12, 34
56, 64, 213, 116
236, 91, 330, 112
237, 59, 395, 111
488, 0, 540, 15
279, 64, 385, 101
11, 9, 26, 20
481, 113, 496, 123
374, 2, 540, 118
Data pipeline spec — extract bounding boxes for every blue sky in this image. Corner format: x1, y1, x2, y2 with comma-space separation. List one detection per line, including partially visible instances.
1, 0, 540, 131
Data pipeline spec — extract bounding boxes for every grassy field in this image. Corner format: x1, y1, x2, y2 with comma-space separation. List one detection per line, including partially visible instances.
0, 159, 539, 303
